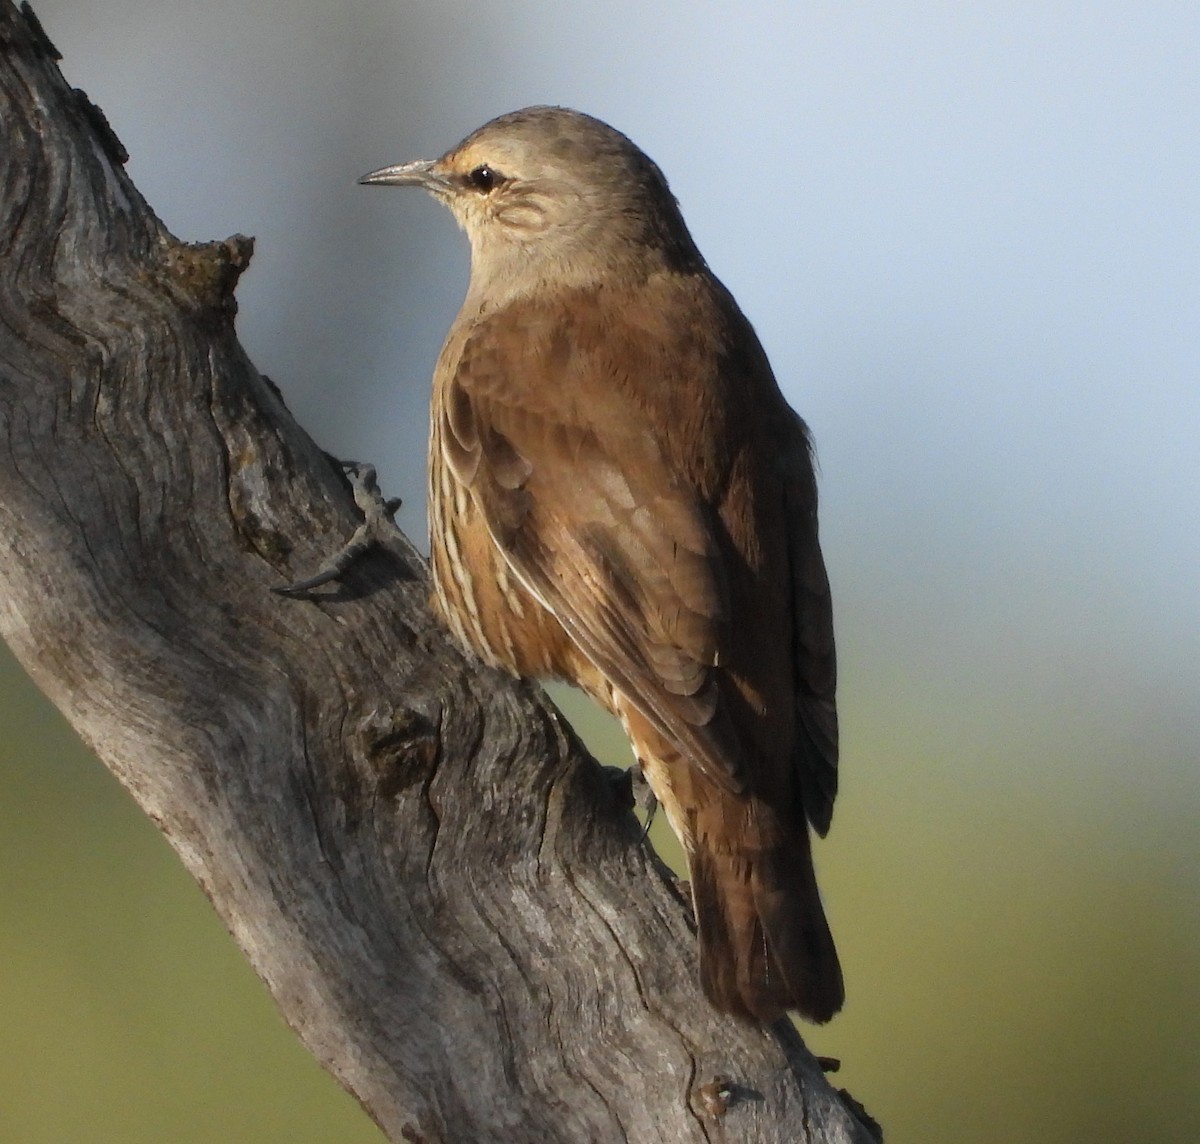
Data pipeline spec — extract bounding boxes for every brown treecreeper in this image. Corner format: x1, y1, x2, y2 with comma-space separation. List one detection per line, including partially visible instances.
361, 106, 842, 1023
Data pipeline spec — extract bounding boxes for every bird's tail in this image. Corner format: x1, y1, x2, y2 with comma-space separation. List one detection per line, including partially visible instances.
616, 701, 842, 1024
687, 792, 843, 1024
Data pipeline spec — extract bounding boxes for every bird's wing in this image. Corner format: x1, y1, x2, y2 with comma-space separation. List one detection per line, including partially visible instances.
779, 411, 839, 835
440, 298, 746, 792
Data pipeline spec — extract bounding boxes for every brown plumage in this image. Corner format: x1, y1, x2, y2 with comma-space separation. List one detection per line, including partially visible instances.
361, 106, 843, 1023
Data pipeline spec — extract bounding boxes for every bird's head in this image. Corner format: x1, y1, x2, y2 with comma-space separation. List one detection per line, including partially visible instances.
360, 106, 702, 300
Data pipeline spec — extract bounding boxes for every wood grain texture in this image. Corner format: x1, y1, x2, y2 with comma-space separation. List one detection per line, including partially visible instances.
0, 5, 880, 1142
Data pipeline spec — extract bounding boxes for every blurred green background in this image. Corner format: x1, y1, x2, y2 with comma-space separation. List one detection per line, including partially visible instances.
3, 653, 1197, 1143
4, 2, 1199, 1141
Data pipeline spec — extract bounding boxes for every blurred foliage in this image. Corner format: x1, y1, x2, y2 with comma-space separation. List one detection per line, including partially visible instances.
1, 648, 1196, 1142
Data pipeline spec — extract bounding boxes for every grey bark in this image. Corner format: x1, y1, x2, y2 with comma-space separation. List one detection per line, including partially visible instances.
0, 5, 880, 1142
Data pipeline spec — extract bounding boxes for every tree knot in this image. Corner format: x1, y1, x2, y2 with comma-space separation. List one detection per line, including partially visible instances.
355, 704, 441, 799
164, 235, 255, 316
692, 1075, 763, 1121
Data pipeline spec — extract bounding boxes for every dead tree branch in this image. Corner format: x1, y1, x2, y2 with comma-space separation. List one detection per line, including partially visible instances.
0, 5, 878, 1141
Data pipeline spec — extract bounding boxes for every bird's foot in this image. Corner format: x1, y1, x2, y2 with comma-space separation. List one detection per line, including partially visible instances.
632, 767, 659, 843
602, 764, 659, 842
273, 461, 403, 594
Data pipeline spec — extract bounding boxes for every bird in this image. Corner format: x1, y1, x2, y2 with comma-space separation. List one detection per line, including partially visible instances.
360, 106, 843, 1024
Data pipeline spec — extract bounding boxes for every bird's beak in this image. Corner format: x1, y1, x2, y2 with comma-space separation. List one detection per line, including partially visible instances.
358, 159, 447, 191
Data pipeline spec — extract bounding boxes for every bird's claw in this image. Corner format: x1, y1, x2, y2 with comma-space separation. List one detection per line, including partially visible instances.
635, 772, 659, 844
273, 461, 403, 595
602, 764, 659, 842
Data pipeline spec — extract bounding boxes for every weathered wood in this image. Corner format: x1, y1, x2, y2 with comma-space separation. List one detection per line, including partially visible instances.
0, 5, 879, 1141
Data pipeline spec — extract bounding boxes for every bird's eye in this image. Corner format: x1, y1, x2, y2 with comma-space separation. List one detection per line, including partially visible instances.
466, 164, 500, 192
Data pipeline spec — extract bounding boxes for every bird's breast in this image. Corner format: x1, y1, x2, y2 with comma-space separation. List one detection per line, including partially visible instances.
427, 410, 588, 686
